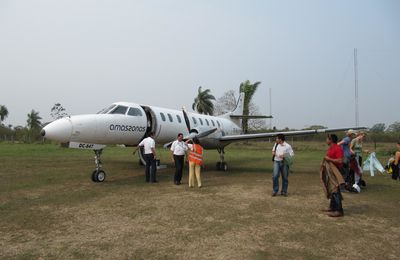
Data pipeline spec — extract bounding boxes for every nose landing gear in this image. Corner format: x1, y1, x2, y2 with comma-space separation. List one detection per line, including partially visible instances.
92, 149, 106, 182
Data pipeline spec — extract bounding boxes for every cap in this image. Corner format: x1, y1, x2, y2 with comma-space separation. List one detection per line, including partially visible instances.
346, 129, 356, 135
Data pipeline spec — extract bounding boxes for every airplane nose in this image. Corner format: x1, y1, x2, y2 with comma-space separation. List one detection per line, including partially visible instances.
41, 117, 72, 142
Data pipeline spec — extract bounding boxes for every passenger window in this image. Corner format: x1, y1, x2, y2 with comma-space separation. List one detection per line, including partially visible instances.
211, 120, 215, 127
111, 105, 128, 115
160, 112, 166, 121
192, 117, 197, 125
199, 118, 203, 125
205, 119, 209, 126
128, 107, 143, 116
176, 115, 182, 123
168, 113, 173, 122
217, 120, 221, 127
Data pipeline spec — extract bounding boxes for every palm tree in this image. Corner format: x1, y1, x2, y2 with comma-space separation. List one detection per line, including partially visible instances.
239, 80, 261, 133
27, 110, 42, 130
192, 86, 216, 115
0, 105, 9, 123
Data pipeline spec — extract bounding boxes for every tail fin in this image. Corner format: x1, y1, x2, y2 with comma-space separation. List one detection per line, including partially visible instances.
231, 92, 245, 116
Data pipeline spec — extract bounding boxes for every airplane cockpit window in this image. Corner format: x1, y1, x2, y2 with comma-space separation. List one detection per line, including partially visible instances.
205, 119, 209, 126
168, 113, 173, 122
199, 118, 203, 125
192, 117, 197, 125
211, 120, 215, 127
160, 112, 166, 121
217, 121, 221, 127
128, 107, 143, 116
176, 115, 182, 123
110, 105, 128, 115
97, 104, 116, 114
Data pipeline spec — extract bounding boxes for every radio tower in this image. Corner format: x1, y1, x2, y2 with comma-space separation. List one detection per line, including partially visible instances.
354, 48, 359, 127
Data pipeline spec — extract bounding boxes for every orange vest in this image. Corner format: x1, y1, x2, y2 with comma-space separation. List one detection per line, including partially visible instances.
189, 144, 203, 165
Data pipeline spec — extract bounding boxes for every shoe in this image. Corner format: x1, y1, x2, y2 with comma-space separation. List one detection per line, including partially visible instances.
321, 208, 333, 212
177, 182, 181, 185
271, 192, 278, 197
152, 181, 158, 183
189, 185, 194, 188
327, 211, 344, 217
198, 186, 202, 188
281, 192, 288, 197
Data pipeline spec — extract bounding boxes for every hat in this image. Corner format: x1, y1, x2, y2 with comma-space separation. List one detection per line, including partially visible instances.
346, 129, 356, 135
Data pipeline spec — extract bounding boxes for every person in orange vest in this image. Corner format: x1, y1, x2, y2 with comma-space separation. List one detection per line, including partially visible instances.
186, 137, 203, 188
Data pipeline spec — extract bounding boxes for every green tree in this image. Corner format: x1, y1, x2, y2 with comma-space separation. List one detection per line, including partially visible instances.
27, 110, 42, 130
239, 80, 261, 133
387, 121, 400, 132
192, 86, 216, 115
370, 123, 386, 133
26, 110, 42, 142
50, 103, 68, 120
0, 105, 9, 123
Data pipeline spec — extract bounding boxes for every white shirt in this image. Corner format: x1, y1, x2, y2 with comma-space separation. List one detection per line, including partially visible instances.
272, 142, 294, 162
171, 140, 188, 155
138, 137, 155, 154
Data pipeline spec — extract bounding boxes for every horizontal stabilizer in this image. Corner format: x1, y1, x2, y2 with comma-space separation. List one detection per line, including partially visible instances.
230, 115, 273, 119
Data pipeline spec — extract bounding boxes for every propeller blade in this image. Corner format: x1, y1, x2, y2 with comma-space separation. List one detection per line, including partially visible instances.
182, 107, 191, 132
195, 128, 218, 138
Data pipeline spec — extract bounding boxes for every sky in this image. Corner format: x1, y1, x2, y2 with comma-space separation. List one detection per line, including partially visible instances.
0, 0, 399, 129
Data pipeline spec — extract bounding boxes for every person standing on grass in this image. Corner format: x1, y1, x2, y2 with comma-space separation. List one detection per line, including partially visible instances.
186, 137, 203, 188
138, 132, 158, 183
320, 134, 345, 217
338, 129, 356, 189
350, 131, 368, 188
392, 142, 400, 180
271, 134, 294, 197
170, 133, 188, 185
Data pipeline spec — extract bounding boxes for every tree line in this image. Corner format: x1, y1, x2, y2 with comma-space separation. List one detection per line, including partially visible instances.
2, 81, 400, 143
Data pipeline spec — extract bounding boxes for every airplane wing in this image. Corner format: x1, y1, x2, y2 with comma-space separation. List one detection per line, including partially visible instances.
219, 127, 367, 143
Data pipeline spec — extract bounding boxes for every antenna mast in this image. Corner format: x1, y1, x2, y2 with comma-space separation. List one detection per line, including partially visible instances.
354, 48, 359, 127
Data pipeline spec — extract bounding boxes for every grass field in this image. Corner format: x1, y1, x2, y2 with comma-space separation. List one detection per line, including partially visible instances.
1, 141, 399, 259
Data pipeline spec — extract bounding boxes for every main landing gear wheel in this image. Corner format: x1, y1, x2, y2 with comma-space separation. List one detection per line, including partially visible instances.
216, 148, 228, 171
92, 170, 106, 182
216, 162, 228, 171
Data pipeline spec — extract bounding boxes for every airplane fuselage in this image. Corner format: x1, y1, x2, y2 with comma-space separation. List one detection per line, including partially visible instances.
42, 102, 242, 149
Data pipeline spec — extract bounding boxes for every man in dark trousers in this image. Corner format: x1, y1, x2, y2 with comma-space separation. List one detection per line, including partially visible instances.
138, 132, 157, 183
320, 134, 345, 217
170, 133, 188, 185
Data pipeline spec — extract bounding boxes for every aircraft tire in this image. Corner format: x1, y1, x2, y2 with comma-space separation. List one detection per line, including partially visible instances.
96, 170, 106, 182
221, 162, 228, 171
216, 162, 221, 171
91, 170, 98, 182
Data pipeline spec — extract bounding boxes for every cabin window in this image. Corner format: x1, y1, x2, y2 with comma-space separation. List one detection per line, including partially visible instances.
211, 120, 215, 127
168, 113, 173, 122
160, 112, 166, 121
176, 115, 182, 123
217, 120, 221, 127
192, 117, 197, 125
111, 105, 128, 115
205, 119, 209, 126
199, 118, 203, 125
128, 107, 143, 116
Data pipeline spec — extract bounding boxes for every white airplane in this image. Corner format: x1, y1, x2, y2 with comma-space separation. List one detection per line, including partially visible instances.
41, 93, 364, 182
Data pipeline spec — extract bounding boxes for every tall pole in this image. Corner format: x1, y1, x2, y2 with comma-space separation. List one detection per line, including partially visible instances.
269, 88, 272, 129
354, 48, 359, 127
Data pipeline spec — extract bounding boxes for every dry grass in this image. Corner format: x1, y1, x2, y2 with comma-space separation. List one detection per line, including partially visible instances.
0, 142, 399, 259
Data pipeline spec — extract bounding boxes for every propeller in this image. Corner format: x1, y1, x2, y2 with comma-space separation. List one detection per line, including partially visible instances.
182, 107, 192, 133
163, 108, 218, 148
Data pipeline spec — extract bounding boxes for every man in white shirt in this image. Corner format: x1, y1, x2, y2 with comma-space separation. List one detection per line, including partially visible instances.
138, 132, 157, 183
271, 134, 294, 196
170, 133, 188, 185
